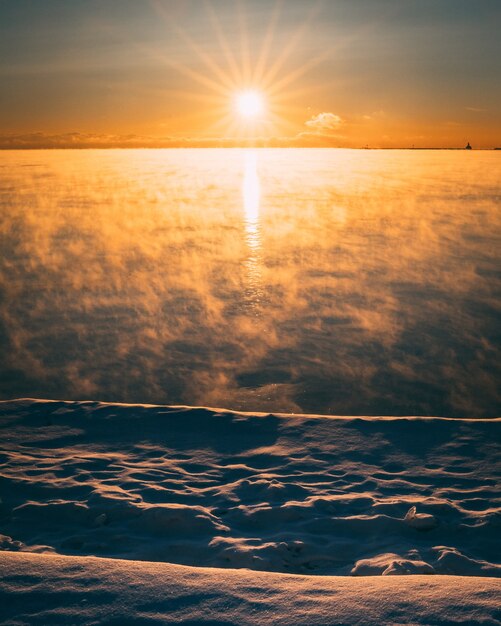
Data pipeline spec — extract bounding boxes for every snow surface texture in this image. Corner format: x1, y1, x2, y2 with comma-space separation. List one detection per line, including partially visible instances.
0, 399, 500, 578
1, 551, 500, 626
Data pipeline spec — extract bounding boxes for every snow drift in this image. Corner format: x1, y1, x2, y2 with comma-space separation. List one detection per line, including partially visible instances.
1, 399, 499, 577
1, 551, 500, 626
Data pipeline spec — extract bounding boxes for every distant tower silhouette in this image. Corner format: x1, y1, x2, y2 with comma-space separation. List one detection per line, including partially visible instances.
465, 141, 472, 150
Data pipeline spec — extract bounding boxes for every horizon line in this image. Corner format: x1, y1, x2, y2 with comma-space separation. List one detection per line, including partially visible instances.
1, 146, 500, 151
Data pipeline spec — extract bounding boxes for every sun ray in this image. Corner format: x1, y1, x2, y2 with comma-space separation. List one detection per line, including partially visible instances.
151, 0, 237, 92
252, 0, 284, 86
155, 53, 232, 97
267, 48, 332, 96
203, 0, 243, 85
237, 0, 252, 86
260, 0, 324, 90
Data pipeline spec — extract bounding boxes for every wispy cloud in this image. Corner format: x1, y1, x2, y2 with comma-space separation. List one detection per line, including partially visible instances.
305, 112, 343, 133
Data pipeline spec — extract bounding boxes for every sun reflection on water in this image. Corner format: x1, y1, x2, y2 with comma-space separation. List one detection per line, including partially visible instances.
243, 150, 261, 249
242, 150, 263, 312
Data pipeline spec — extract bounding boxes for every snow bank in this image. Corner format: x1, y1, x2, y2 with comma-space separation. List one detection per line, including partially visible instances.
1, 551, 500, 626
1, 399, 499, 578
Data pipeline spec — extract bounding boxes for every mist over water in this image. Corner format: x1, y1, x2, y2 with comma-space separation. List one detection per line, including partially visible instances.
0, 148, 499, 416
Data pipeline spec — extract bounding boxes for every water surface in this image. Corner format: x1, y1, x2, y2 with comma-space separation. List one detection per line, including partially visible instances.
1, 148, 499, 416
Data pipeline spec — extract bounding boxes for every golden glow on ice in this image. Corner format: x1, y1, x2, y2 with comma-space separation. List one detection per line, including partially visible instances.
2, 149, 500, 414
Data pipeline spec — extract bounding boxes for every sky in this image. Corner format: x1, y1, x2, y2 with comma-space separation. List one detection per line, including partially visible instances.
0, 0, 500, 148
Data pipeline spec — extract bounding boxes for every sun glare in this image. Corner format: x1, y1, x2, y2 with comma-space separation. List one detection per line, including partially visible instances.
236, 90, 265, 119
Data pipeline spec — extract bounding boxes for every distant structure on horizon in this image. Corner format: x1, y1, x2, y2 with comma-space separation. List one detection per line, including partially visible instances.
465, 142, 472, 150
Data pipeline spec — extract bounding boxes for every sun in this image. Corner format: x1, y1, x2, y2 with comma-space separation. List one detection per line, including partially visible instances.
235, 90, 265, 119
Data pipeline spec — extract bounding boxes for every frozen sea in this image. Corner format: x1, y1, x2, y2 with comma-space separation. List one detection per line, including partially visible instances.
0, 148, 500, 416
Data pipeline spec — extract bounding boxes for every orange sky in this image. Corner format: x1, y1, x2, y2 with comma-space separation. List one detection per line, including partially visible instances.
1, 0, 500, 148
